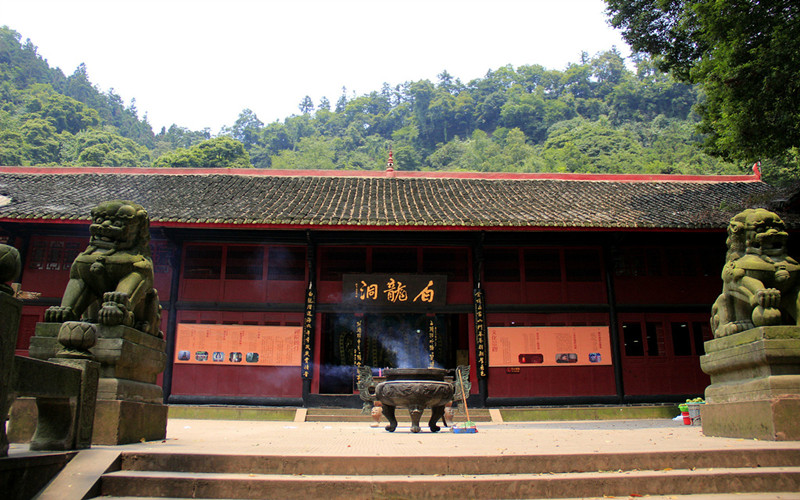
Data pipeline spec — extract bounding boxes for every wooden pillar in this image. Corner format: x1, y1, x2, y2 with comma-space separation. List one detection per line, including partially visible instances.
301, 233, 316, 404
603, 239, 625, 404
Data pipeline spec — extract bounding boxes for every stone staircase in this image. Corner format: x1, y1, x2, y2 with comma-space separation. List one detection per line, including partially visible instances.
160, 404, 679, 423
303, 407, 493, 423
91, 449, 800, 499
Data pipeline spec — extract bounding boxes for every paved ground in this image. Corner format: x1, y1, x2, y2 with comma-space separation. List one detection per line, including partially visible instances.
10, 416, 799, 458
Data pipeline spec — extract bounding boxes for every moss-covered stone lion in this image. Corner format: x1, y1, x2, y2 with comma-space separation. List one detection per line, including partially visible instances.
710, 208, 800, 337
44, 200, 161, 337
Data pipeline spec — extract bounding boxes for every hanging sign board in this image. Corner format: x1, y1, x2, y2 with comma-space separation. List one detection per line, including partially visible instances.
473, 288, 488, 378
342, 274, 447, 308
488, 326, 612, 367
174, 323, 302, 366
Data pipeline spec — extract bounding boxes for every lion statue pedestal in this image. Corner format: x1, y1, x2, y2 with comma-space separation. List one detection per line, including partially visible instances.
17, 201, 167, 445
701, 209, 800, 441
700, 326, 800, 440
26, 322, 167, 445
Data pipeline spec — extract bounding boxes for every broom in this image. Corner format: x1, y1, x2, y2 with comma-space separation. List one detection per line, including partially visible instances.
453, 368, 477, 433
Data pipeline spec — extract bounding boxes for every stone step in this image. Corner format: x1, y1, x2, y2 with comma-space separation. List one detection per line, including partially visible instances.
94, 495, 800, 500
304, 407, 492, 422
112, 448, 800, 476
500, 404, 680, 421
303, 415, 493, 423
92, 449, 800, 499
167, 405, 297, 421
160, 404, 680, 423
97, 466, 800, 499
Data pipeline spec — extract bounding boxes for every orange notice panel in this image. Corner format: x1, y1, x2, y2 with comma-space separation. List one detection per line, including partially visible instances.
488, 326, 612, 367
174, 324, 302, 366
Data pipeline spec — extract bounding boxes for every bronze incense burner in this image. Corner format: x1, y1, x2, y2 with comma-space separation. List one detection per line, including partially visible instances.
374, 368, 454, 433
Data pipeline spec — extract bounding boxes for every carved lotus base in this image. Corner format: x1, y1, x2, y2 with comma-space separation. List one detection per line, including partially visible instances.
374, 368, 454, 433
57, 321, 97, 359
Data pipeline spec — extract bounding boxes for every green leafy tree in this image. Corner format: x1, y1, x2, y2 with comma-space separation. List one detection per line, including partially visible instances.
499, 86, 546, 141
1, 26, 154, 150
21, 118, 61, 165
284, 114, 316, 151
542, 118, 645, 173
451, 92, 476, 139
426, 138, 470, 171
476, 91, 506, 132
63, 64, 96, 103
590, 48, 627, 98
605, 0, 800, 166
561, 63, 594, 99
467, 130, 504, 171
67, 129, 151, 167
23, 83, 100, 134
515, 64, 554, 93
341, 95, 382, 137
391, 125, 423, 171
501, 128, 536, 170
407, 80, 436, 149
429, 89, 455, 144
155, 136, 251, 168
195, 136, 252, 168
248, 122, 294, 168
335, 87, 348, 113
298, 95, 314, 115
0, 128, 25, 165
231, 109, 263, 150
271, 136, 337, 170
1, 24, 754, 176
608, 59, 696, 123
155, 124, 210, 149
0, 27, 62, 89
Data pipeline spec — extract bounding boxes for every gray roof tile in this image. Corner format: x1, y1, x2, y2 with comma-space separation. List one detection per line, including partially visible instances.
0, 169, 786, 230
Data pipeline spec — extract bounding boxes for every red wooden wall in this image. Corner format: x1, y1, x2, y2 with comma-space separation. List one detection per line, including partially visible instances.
171, 311, 303, 398
485, 313, 616, 398
482, 244, 717, 398
618, 312, 711, 395
14, 231, 723, 402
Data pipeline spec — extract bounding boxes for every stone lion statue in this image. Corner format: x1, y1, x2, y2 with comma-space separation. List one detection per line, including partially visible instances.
710, 208, 800, 337
44, 201, 161, 337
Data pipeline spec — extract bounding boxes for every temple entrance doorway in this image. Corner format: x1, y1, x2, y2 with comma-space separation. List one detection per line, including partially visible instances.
318, 313, 467, 394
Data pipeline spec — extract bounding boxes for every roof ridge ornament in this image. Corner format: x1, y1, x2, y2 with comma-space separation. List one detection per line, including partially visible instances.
386, 150, 396, 178
753, 161, 761, 180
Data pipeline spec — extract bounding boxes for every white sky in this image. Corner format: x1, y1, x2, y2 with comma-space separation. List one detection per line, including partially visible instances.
1, 0, 630, 133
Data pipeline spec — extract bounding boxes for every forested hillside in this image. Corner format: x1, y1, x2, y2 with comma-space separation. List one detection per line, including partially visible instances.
1, 26, 755, 179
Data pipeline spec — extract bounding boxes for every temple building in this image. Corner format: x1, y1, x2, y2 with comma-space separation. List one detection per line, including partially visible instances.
0, 163, 791, 408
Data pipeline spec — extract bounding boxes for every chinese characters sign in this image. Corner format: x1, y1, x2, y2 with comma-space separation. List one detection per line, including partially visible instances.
488, 326, 612, 367
428, 318, 437, 368
175, 324, 302, 366
343, 274, 447, 308
473, 288, 488, 377
301, 285, 315, 379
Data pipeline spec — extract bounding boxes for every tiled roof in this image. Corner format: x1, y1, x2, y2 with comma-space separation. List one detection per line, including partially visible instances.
0, 168, 785, 230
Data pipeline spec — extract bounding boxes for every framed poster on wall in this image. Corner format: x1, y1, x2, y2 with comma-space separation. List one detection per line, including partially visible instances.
174, 324, 302, 366
488, 326, 612, 367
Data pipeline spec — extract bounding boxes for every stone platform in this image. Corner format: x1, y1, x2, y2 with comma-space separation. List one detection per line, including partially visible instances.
700, 326, 800, 440
20, 322, 167, 445
29, 323, 166, 388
